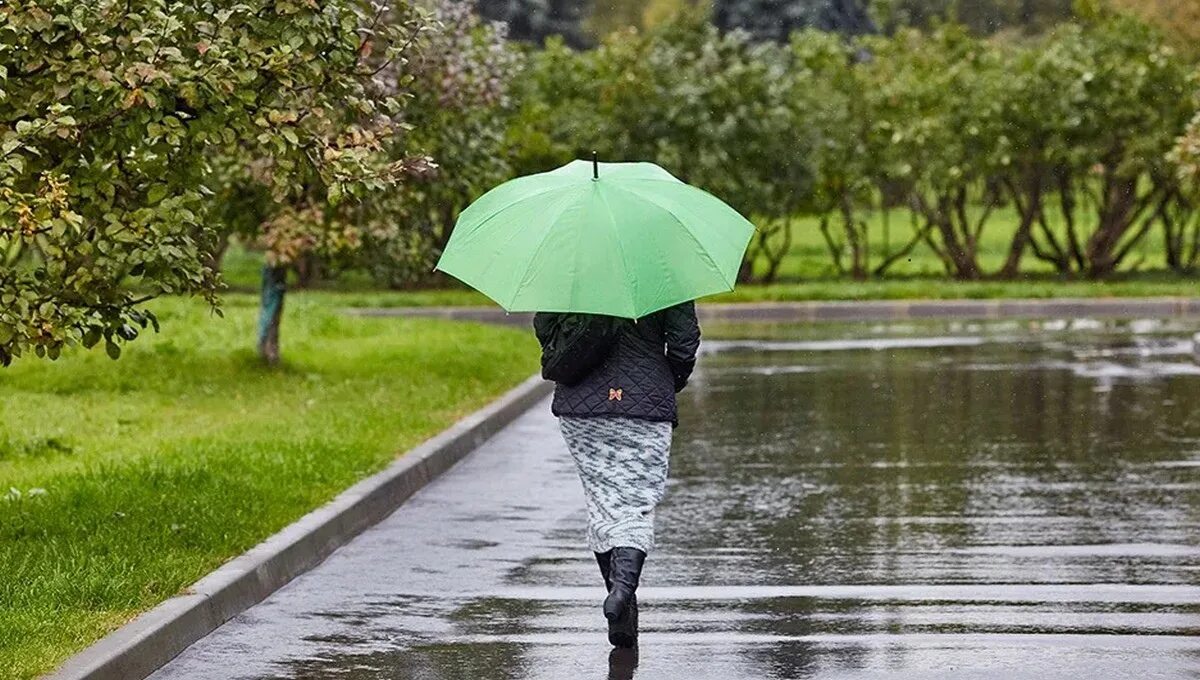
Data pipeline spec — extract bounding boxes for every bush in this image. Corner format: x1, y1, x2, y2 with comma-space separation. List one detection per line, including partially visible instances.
510, 17, 816, 281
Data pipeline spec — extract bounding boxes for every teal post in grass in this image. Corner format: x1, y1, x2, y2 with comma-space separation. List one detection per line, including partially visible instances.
257, 265, 286, 364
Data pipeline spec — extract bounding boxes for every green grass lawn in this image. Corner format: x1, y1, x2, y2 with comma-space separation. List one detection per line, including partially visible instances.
0, 294, 538, 680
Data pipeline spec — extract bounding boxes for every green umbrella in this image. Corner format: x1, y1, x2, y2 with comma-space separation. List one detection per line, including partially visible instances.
435, 157, 755, 319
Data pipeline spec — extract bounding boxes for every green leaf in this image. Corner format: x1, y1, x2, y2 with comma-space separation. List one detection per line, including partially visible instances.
82, 328, 101, 349
105, 340, 121, 360
147, 185, 168, 204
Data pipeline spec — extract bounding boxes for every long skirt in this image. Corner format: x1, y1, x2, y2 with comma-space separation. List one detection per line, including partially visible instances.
559, 416, 673, 554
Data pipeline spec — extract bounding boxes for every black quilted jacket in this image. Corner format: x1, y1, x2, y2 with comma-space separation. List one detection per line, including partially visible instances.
534, 301, 701, 426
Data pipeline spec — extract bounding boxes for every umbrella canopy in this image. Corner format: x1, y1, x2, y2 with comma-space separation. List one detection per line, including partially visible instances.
435, 159, 755, 319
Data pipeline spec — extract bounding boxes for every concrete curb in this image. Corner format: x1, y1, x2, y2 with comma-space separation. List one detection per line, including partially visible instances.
47, 375, 553, 680
345, 297, 1200, 325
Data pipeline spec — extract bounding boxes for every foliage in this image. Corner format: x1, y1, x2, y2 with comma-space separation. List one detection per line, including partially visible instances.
1021, 17, 1193, 276
5, 1, 1199, 366
214, 0, 520, 298
1105, 0, 1200, 53
510, 16, 814, 281
511, 11, 1197, 282
359, 0, 522, 288
208, 3, 437, 275
858, 26, 1012, 279
0, 0, 428, 365
202, 1, 516, 363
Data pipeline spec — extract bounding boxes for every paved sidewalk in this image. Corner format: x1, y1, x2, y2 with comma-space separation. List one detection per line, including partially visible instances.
151, 387, 1200, 680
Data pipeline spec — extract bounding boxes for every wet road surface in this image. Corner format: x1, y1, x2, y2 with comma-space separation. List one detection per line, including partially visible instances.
154, 319, 1200, 679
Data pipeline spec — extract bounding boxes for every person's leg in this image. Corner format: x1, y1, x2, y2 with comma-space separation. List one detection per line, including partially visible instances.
560, 417, 672, 647
603, 419, 670, 646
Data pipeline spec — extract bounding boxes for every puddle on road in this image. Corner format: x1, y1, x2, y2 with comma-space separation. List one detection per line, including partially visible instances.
279, 318, 1200, 679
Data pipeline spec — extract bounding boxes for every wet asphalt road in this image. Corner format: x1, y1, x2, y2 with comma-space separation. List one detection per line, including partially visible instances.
154, 320, 1200, 679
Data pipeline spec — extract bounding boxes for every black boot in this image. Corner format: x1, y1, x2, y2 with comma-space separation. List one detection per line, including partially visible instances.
594, 550, 613, 589
603, 547, 645, 648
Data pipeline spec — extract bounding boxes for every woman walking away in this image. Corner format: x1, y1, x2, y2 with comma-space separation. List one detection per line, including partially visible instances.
534, 301, 701, 648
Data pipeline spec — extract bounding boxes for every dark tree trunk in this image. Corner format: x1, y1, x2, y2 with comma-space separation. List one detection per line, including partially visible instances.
1085, 176, 1160, 279
818, 214, 847, 277
874, 215, 934, 277
998, 172, 1043, 279
916, 192, 984, 280
758, 217, 795, 284
840, 210, 868, 280
257, 265, 287, 365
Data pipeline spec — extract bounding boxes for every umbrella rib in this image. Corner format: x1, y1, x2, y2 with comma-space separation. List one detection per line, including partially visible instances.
607, 184, 738, 291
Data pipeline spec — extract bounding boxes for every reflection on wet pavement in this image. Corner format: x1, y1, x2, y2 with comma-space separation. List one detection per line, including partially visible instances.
153, 319, 1200, 679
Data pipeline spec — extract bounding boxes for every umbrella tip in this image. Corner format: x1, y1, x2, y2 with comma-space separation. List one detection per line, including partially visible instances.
592, 151, 598, 180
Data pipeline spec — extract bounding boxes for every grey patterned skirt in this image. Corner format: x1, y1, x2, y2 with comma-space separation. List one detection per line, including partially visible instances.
559, 416, 673, 554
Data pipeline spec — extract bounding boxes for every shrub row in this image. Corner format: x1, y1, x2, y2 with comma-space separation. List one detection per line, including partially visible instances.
509, 14, 1200, 282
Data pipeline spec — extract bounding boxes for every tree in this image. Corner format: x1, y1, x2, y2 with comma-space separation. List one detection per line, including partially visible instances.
1024, 17, 1192, 277
856, 26, 1011, 280
358, 0, 522, 289
990, 37, 1080, 277
510, 16, 818, 282
0, 0, 427, 366
211, 2, 458, 365
219, 1, 520, 362
788, 30, 884, 279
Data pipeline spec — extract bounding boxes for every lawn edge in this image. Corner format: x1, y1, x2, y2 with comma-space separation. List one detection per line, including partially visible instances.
345, 297, 1200, 325
45, 374, 553, 680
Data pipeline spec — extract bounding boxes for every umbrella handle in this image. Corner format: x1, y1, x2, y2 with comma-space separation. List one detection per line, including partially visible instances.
592, 151, 598, 180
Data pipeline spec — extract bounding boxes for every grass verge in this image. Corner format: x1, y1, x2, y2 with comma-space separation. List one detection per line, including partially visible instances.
0, 293, 538, 679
